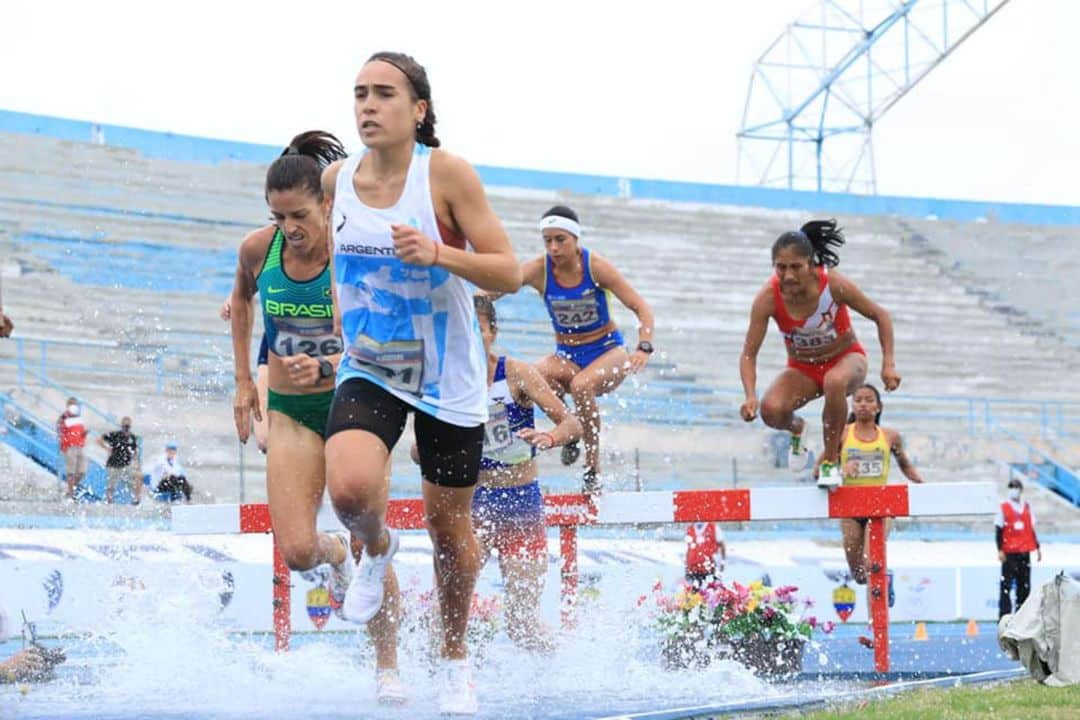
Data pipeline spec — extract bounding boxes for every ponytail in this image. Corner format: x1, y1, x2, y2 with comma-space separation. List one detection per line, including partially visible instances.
771, 218, 845, 268
265, 130, 347, 199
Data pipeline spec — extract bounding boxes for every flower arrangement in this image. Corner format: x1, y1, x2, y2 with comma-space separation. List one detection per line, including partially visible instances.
642, 579, 834, 674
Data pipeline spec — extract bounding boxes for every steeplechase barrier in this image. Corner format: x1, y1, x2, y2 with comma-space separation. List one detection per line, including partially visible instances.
172, 481, 996, 673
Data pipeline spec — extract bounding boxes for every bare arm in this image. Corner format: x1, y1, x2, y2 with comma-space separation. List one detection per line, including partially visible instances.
230, 228, 272, 442
322, 161, 344, 339
415, 151, 521, 293
885, 427, 922, 483
739, 287, 774, 421
591, 253, 655, 366
508, 358, 582, 449
831, 271, 899, 391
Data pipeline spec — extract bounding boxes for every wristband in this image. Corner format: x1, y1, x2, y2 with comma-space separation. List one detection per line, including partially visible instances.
538, 432, 556, 449
431, 241, 440, 267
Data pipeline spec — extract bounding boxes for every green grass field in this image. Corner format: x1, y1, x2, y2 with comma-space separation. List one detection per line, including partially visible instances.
799, 679, 1079, 719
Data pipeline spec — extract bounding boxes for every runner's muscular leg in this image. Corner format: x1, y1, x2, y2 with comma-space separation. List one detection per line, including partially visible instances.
759, 369, 822, 436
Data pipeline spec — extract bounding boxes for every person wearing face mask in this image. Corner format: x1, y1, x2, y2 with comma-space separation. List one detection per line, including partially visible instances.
996, 476, 1043, 618
56, 397, 88, 501
99, 416, 142, 505
150, 441, 193, 503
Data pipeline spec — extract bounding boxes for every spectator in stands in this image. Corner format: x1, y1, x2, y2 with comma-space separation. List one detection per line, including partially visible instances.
996, 476, 1042, 618
510, 205, 656, 495
99, 416, 142, 505
56, 397, 88, 500
685, 522, 726, 587
151, 441, 192, 503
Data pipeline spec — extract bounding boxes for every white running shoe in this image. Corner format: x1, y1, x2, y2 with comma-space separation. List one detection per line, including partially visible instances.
342, 529, 399, 624
438, 658, 478, 716
327, 532, 353, 620
376, 668, 408, 706
787, 432, 808, 471
817, 461, 842, 489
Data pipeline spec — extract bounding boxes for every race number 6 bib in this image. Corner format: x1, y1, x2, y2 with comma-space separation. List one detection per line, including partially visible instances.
550, 297, 600, 329
483, 404, 513, 453
347, 335, 424, 395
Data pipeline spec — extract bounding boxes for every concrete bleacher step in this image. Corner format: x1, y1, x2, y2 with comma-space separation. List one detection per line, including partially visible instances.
3, 131, 1080, 507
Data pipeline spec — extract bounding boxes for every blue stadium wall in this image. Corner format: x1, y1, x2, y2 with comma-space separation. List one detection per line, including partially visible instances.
3, 108, 1079, 226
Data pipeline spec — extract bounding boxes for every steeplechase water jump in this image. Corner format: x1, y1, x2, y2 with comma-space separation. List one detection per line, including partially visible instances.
3, 3, 1080, 719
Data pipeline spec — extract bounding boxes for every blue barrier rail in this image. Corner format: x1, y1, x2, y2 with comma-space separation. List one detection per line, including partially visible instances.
0, 392, 109, 500
993, 421, 1080, 506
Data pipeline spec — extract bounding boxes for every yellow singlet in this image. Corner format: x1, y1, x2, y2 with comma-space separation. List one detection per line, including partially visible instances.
840, 424, 891, 486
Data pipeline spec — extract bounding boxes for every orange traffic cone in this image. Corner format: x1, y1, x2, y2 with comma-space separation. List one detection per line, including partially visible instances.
913, 622, 929, 641
965, 619, 979, 637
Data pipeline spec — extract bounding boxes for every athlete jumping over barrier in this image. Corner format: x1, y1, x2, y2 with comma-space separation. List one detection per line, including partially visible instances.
516, 205, 656, 495
739, 220, 899, 489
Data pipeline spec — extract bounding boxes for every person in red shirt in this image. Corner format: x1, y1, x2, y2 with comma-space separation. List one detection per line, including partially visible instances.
685, 522, 727, 587
995, 476, 1042, 618
56, 396, 88, 500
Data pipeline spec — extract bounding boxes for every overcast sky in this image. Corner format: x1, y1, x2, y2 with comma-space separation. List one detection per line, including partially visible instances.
2, 0, 1077, 205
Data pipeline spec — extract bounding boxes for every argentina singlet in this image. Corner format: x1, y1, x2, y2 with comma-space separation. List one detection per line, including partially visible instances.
331, 144, 487, 427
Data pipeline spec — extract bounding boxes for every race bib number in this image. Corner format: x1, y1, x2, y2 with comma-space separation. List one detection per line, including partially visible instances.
550, 297, 600, 329
789, 327, 839, 350
483, 404, 513, 453
847, 449, 884, 478
347, 336, 424, 395
482, 401, 533, 465
270, 318, 342, 358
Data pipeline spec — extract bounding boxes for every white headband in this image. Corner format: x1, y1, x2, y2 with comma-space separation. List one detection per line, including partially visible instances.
539, 215, 581, 238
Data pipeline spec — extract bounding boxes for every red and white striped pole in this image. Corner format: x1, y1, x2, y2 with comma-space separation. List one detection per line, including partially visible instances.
173, 482, 995, 673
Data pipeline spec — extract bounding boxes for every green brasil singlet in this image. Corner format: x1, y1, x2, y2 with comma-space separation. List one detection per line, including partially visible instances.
256, 229, 341, 360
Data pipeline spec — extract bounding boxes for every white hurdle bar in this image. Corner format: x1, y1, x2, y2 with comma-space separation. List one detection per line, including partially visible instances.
173, 482, 996, 671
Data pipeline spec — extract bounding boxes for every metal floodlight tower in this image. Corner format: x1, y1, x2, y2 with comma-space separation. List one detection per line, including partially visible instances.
737, 0, 1011, 194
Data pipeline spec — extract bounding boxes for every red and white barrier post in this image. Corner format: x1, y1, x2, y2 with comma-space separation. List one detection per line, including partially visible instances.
173, 481, 995, 672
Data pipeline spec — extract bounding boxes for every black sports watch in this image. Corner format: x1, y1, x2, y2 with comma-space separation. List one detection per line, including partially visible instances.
317, 359, 334, 379
636, 341, 654, 355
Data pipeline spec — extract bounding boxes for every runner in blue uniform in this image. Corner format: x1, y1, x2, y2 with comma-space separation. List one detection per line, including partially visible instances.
518, 205, 655, 494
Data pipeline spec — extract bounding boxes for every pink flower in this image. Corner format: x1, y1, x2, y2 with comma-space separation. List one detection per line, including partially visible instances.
821, 621, 836, 634
636, 594, 648, 607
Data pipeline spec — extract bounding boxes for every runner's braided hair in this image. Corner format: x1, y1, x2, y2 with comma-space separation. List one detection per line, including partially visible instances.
474, 294, 497, 330
368, 51, 440, 148
265, 130, 347, 199
772, 219, 845, 268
